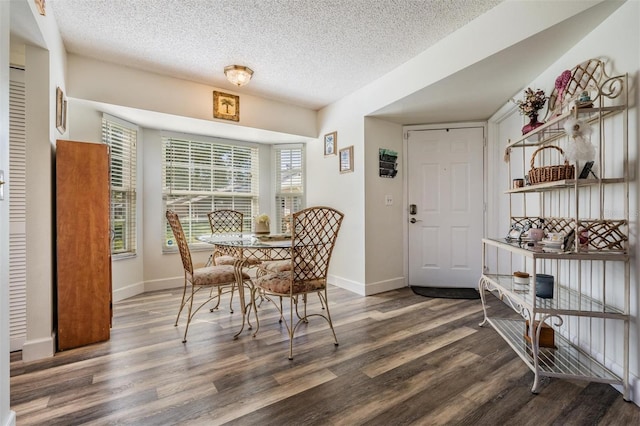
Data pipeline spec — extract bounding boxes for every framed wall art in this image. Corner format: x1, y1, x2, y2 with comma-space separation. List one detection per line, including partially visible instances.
56, 86, 67, 134
339, 146, 354, 174
324, 131, 337, 156
379, 148, 398, 178
213, 91, 240, 122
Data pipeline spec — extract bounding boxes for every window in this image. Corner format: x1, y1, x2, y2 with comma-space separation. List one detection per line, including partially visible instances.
102, 115, 137, 257
274, 146, 305, 233
162, 136, 259, 249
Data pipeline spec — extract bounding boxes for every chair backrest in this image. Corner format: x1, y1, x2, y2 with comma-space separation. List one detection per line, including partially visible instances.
166, 210, 193, 275
291, 206, 344, 283
208, 210, 244, 234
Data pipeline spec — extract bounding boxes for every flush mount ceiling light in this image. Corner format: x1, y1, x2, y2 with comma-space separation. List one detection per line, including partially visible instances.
224, 65, 254, 87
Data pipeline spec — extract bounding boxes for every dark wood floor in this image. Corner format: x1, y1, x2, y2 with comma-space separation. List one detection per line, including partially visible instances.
10, 285, 640, 425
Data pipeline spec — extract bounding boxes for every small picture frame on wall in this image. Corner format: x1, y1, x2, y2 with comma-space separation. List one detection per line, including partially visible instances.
339, 146, 354, 173
56, 86, 67, 134
213, 91, 240, 122
324, 131, 337, 156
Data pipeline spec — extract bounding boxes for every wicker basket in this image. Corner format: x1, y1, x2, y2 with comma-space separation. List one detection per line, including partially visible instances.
528, 145, 575, 185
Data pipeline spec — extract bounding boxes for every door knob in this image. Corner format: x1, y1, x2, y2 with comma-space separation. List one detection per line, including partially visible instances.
410, 218, 422, 224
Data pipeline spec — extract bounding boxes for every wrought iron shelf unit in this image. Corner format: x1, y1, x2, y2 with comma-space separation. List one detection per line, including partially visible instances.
479, 59, 630, 400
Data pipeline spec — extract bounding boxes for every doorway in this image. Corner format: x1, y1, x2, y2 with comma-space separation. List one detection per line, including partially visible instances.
407, 126, 484, 288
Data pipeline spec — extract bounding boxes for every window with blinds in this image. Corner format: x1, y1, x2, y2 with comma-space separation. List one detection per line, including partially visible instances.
102, 116, 137, 257
162, 136, 259, 249
275, 146, 305, 233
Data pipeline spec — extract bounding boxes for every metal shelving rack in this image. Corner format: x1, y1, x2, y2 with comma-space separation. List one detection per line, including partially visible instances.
479, 59, 630, 399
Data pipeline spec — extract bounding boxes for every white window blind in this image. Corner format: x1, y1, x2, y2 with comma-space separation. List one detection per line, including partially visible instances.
275, 146, 305, 233
162, 136, 259, 249
102, 115, 137, 256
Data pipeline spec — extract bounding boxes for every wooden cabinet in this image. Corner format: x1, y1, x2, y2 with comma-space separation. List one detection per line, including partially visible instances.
56, 139, 112, 351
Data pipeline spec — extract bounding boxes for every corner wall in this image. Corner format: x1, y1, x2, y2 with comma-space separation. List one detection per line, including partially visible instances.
364, 117, 405, 294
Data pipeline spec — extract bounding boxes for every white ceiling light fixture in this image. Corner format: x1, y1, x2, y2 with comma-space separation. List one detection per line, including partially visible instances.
224, 65, 254, 87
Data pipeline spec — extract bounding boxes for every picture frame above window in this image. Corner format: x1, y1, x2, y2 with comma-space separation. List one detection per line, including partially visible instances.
324, 131, 337, 156
339, 145, 354, 174
213, 91, 240, 122
56, 86, 67, 134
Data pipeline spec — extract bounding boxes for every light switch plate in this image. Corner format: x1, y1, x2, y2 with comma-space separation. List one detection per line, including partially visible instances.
385, 194, 393, 206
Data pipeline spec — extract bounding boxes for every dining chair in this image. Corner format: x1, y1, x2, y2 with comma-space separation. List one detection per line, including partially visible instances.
207, 209, 261, 313
253, 206, 344, 359
166, 210, 250, 343
207, 209, 244, 266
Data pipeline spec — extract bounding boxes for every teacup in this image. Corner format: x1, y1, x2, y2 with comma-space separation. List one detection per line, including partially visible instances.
547, 232, 563, 242
528, 228, 544, 241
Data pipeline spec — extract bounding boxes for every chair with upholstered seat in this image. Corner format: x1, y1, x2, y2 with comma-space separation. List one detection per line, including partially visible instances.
207, 209, 261, 313
253, 206, 344, 359
207, 210, 244, 266
166, 210, 250, 343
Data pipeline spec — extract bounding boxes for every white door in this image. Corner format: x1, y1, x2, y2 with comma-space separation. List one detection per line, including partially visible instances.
407, 127, 484, 288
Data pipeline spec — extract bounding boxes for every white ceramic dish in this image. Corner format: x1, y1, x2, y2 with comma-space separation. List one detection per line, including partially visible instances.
539, 239, 562, 248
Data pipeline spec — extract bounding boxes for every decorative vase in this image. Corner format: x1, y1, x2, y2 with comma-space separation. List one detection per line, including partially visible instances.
535, 274, 554, 299
254, 220, 270, 235
522, 113, 544, 135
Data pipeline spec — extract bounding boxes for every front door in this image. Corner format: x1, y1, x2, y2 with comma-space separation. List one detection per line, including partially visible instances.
407, 127, 484, 288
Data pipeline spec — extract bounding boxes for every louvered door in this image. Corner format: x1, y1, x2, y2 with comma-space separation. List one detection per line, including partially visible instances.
9, 67, 27, 351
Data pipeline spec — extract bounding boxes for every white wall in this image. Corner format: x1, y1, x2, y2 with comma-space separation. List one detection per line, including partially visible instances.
67, 55, 317, 140
487, 0, 639, 403
364, 117, 405, 294
312, 0, 609, 295
18, 0, 67, 362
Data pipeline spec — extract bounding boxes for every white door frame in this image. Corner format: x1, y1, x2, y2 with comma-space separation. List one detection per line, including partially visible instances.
402, 121, 487, 287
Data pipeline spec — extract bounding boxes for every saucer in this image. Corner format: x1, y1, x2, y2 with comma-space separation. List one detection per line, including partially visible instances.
539, 239, 562, 248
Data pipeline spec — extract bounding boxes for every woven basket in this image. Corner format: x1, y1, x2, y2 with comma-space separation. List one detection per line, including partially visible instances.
528, 145, 575, 185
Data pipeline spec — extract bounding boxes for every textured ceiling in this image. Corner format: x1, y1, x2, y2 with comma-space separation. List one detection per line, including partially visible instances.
48, 0, 504, 111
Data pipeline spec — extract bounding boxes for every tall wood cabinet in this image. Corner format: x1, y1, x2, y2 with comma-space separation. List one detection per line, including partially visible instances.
56, 139, 112, 351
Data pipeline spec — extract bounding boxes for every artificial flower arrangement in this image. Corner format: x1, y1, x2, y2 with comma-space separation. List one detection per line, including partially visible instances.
255, 213, 270, 225
517, 88, 548, 117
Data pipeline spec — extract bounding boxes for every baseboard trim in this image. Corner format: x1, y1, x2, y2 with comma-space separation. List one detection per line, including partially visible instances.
327, 275, 405, 296
328, 274, 365, 295
21, 334, 55, 362
1, 410, 16, 426
144, 276, 184, 293
364, 277, 406, 295
112, 281, 145, 303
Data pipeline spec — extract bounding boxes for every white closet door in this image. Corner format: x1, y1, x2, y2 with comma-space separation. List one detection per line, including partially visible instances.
9, 66, 26, 352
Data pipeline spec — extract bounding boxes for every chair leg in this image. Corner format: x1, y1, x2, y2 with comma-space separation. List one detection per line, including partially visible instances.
175, 279, 188, 326
288, 296, 295, 360
209, 287, 222, 312
321, 290, 339, 347
228, 282, 235, 314
182, 287, 196, 343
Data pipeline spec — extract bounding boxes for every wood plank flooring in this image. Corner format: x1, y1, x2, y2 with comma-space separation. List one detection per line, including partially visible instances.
10, 286, 640, 425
